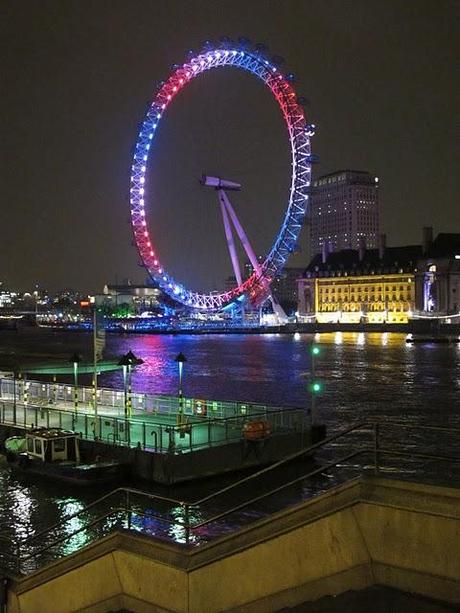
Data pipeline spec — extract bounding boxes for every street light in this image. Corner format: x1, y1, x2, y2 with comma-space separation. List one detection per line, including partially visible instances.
174, 352, 187, 426
118, 351, 143, 419
309, 342, 322, 425
7, 355, 20, 426
69, 353, 82, 413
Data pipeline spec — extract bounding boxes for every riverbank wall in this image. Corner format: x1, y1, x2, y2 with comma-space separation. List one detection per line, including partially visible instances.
44, 320, 460, 335
6, 476, 459, 612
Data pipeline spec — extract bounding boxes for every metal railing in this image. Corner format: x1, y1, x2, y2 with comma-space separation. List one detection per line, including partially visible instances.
2, 420, 459, 576
0, 376, 311, 453
0, 376, 303, 421
0, 399, 309, 453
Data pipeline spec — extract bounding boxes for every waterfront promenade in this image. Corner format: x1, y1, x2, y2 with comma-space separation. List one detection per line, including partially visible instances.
0, 376, 309, 454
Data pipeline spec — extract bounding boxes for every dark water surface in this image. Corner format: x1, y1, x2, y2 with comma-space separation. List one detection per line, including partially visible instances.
0, 329, 459, 566
3, 328, 459, 427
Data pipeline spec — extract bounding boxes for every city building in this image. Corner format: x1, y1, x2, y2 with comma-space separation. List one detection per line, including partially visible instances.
96, 284, 163, 316
415, 230, 460, 316
271, 267, 304, 313
224, 275, 237, 293
309, 170, 380, 258
298, 228, 460, 324
298, 234, 420, 324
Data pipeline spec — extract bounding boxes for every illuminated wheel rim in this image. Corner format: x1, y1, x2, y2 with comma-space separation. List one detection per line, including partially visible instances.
130, 42, 313, 310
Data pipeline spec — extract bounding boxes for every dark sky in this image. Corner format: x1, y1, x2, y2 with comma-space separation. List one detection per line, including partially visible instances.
2, 0, 459, 293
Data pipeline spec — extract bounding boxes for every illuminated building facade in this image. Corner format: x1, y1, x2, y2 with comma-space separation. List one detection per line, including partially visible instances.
298, 243, 421, 324
96, 284, 162, 316
415, 232, 460, 316
309, 170, 380, 258
299, 229, 460, 324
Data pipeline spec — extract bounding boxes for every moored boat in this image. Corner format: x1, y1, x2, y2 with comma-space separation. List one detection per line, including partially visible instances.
405, 333, 460, 344
4, 428, 125, 486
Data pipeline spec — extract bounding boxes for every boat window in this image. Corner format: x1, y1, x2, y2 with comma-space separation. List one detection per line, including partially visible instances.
35, 439, 42, 455
27, 438, 34, 453
54, 439, 65, 453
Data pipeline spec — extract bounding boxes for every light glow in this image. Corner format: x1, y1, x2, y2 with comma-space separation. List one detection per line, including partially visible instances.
129, 42, 313, 311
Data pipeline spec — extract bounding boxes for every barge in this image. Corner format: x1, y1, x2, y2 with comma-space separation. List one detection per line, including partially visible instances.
5, 428, 125, 486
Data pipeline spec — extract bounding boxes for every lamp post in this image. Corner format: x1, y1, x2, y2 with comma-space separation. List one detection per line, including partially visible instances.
309, 342, 321, 425
12, 368, 18, 425
118, 351, 143, 420
69, 353, 81, 414
9, 355, 20, 426
174, 352, 187, 427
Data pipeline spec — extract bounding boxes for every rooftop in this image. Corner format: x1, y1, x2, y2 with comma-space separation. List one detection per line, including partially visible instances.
27, 427, 77, 440
304, 245, 422, 275
303, 233, 460, 276
428, 233, 460, 257
315, 169, 375, 179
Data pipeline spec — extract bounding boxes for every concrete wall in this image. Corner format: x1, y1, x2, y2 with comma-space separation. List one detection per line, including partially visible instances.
7, 477, 460, 612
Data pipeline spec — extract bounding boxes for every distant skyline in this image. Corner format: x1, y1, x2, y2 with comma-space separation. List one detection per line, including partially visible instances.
2, 0, 459, 293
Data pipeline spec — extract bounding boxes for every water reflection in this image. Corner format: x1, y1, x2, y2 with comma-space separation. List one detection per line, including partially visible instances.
9, 486, 35, 541
0, 329, 459, 568
56, 499, 88, 556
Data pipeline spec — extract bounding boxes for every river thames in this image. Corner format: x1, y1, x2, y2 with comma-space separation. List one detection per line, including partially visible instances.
0, 329, 459, 563
3, 328, 459, 429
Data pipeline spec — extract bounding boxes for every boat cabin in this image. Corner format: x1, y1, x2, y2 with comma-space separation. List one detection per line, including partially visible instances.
25, 428, 80, 463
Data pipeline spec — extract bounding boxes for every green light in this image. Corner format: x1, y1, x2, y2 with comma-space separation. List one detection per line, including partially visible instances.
311, 346, 320, 355
311, 382, 322, 393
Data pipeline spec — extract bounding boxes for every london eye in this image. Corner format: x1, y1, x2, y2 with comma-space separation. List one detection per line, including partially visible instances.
129, 39, 314, 311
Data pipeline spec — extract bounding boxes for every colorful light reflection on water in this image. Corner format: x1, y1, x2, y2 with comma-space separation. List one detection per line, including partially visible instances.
0, 330, 459, 570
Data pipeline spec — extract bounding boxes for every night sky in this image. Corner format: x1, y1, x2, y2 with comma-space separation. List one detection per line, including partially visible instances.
2, 0, 459, 294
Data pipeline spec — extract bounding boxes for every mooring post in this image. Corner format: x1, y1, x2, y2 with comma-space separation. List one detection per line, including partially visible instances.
16, 541, 21, 575
126, 490, 132, 530
374, 422, 380, 474
183, 503, 190, 544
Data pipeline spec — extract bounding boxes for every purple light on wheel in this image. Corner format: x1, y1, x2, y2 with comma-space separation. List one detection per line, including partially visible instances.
129, 41, 313, 311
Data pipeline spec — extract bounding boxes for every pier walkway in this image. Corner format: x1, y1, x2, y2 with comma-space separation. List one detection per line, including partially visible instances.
0, 376, 310, 453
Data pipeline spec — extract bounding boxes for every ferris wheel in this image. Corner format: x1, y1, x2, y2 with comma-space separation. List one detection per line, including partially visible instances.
129, 39, 315, 311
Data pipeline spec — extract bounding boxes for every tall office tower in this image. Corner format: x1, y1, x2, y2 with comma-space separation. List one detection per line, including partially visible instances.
309, 170, 380, 258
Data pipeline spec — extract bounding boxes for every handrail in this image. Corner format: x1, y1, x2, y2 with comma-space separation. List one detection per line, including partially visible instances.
0, 399, 307, 449
18, 422, 370, 551
0, 376, 305, 418
15, 421, 373, 555
22, 486, 185, 545
191, 449, 365, 529
370, 422, 460, 434
20, 419, 459, 547
4, 419, 460, 576
191, 446, 460, 531
21, 489, 122, 545
20, 510, 123, 564
20, 504, 192, 570
376, 448, 460, 463
15, 444, 460, 573
190, 421, 369, 506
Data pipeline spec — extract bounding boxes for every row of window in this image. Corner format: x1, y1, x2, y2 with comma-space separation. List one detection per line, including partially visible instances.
319, 285, 413, 292
320, 303, 412, 313
320, 296, 413, 303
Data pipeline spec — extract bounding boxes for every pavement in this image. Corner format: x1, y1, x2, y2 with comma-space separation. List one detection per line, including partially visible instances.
281, 586, 458, 612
